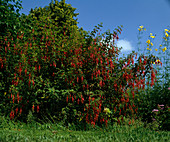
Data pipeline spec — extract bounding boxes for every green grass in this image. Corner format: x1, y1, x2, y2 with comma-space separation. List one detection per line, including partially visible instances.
0, 115, 169, 142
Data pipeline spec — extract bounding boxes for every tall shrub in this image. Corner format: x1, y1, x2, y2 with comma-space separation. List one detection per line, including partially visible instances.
0, 0, 161, 129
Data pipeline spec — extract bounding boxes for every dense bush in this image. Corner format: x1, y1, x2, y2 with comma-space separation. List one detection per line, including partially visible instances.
0, 0, 166, 131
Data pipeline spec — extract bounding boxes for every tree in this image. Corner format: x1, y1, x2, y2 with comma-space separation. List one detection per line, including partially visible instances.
0, 0, 23, 39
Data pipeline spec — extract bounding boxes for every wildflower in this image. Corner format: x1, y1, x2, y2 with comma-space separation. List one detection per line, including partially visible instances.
37, 105, 40, 113
155, 49, 158, 51
151, 42, 153, 46
162, 47, 167, 52
150, 35, 155, 38
139, 25, 143, 29
164, 29, 170, 32
152, 118, 156, 121
152, 109, 159, 112
168, 87, 170, 90
147, 48, 151, 51
158, 104, 164, 110
163, 37, 167, 41
150, 33, 155, 38
160, 44, 162, 47
165, 32, 169, 37
138, 25, 146, 31
146, 39, 150, 44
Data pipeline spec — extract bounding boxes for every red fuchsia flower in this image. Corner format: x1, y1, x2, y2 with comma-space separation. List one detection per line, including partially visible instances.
15, 108, 18, 114
25, 68, 27, 76
117, 119, 120, 124
86, 84, 89, 90
91, 74, 93, 80
66, 96, 68, 103
91, 121, 95, 127
72, 96, 74, 102
128, 121, 131, 125
77, 98, 80, 104
121, 116, 124, 122
17, 93, 19, 103
35, 65, 37, 71
86, 113, 89, 122
39, 65, 41, 71
19, 67, 22, 75
135, 108, 138, 113
81, 97, 84, 104
37, 105, 40, 113
10, 110, 14, 119
81, 76, 84, 82
52, 72, 55, 76
32, 80, 34, 87
99, 80, 103, 87
114, 107, 117, 112
119, 109, 121, 115
28, 80, 31, 87
32, 104, 34, 112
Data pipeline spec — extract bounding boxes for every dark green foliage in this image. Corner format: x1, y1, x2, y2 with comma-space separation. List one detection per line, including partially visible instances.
134, 79, 170, 131
0, 0, 22, 39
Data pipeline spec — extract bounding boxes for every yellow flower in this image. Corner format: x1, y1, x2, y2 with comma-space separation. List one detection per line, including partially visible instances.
139, 25, 143, 29
160, 44, 162, 47
155, 49, 158, 51
144, 28, 146, 31
146, 39, 150, 44
150, 35, 155, 38
165, 29, 169, 32
138, 28, 141, 31
147, 48, 151, 51
165, 32, 169, 37
150, 33, 155, 38
151, 42, 153, 46
163, 37, 167, 41
162, 47, 167, 52
4, 92, 7, 96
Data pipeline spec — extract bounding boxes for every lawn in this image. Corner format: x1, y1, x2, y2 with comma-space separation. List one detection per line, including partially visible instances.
0, 115, 169, 142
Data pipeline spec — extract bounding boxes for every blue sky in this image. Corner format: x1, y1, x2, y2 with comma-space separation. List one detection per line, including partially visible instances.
19, 0, 169, 84
19, 0, 170, 55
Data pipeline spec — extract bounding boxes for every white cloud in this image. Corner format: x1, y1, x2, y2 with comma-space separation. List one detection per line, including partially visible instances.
116, 39, 133, 52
